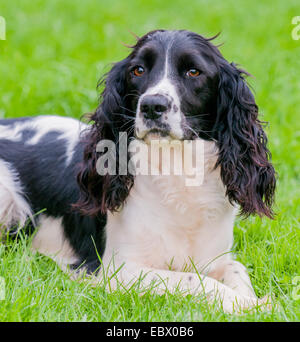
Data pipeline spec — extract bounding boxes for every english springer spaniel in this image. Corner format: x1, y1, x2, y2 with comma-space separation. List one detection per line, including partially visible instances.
0, 30, 276, 313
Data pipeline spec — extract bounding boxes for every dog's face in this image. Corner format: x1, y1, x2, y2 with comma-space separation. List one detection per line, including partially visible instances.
76, 30, 276, 219
125, 30, 219, 141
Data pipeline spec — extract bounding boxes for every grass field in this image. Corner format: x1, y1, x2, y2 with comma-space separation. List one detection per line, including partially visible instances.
0, 0, 299, 322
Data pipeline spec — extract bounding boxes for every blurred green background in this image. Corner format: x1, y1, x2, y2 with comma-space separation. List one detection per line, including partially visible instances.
0, 0, 299, 321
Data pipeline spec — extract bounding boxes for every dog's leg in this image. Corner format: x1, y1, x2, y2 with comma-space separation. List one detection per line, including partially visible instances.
31, 215, 79, 271
97, 263, 266, 314
0, 160, 33, 236
209, 259, 274, 309
208, 259, 257, 298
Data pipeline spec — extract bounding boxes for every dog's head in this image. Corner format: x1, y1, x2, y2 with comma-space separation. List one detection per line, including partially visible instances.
76, 30, 276, 218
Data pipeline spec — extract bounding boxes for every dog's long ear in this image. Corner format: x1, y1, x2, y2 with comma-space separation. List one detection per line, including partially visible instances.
215, 62, 276, 218
75, 59, 134, 216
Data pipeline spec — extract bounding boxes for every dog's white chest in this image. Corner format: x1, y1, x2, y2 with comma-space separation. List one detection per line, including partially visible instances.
103, 159, 236, 272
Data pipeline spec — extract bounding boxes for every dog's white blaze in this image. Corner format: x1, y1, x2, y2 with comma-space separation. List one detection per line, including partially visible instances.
0, 160, 33, 232
136, 46, 184, 139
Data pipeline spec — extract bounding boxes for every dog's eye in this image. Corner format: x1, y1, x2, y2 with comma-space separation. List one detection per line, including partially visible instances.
186, 68, 201, 77
133, 66, 145, 77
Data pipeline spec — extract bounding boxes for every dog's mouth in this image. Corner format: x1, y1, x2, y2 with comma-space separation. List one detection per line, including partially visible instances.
136, 126, 184, 143
141, 128, 175, 143
146, 128, 170, 137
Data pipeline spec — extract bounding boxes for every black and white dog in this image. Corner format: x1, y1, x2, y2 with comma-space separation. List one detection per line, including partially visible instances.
0, 30, 276, 313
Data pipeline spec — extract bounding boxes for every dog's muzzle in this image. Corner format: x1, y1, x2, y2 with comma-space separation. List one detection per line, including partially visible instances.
140, 94, 170, 121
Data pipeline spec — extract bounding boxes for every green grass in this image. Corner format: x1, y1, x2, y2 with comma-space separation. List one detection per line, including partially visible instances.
0, 0, 299, 322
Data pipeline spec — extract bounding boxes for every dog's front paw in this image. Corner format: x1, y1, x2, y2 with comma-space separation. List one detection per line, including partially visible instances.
221, 293, 274, 314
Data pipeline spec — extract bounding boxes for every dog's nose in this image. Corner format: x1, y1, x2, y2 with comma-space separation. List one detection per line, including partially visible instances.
140, 95, 169, 120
